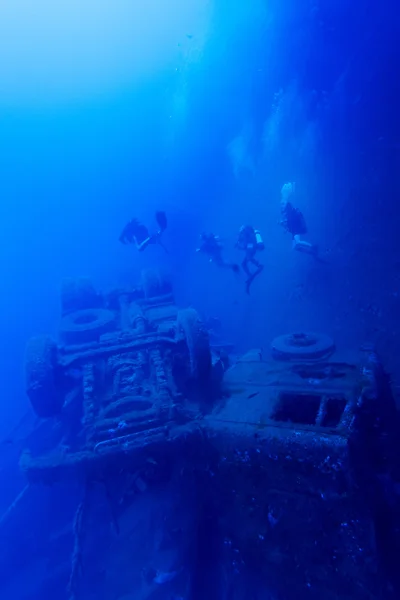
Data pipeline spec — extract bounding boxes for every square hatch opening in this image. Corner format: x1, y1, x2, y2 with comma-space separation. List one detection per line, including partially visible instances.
272, 392, 321, 425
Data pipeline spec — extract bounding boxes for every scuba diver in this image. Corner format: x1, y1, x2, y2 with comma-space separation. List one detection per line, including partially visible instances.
235, 225, 264, 294
280, 183, 319, 258
196, 233, 240, 274
119, 211, 168, 253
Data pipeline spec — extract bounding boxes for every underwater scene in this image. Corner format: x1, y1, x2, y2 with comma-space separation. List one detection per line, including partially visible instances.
0, 0, 399, 598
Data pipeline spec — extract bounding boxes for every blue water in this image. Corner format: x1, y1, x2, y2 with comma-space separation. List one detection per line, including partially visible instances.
0, 0, 398, 598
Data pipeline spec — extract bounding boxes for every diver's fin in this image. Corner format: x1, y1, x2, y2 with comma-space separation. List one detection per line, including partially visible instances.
155, 211, 167, 232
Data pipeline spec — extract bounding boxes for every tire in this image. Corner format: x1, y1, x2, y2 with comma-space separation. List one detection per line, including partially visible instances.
25, 336, 63, 418
60, 308, 116, 345
178, 309, 212, 381
271, 332, 335, 361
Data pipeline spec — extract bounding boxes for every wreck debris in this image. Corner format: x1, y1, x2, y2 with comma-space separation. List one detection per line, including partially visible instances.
17, 268, 399, 598
22, 271, 214, 484
67, 483, 91, 600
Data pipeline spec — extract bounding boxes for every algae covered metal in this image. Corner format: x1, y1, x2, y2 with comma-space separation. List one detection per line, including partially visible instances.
15, 273, 397, 599
22, 270, 215, 483
202, 339, 384, 599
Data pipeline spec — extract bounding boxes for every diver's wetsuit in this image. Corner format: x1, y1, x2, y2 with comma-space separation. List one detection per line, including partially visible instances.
236, 226, 264, 294
280, 202, 323, 260
119, 212, 168, 252
280, 203, 307, 239
119, 219, 150, 248
197, 234, 239, 273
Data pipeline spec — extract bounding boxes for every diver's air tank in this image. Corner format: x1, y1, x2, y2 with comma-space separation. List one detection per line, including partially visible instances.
254, 229, 265, 251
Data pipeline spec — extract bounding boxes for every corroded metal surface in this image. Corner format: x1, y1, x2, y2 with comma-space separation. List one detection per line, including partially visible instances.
22, 278, 214, 483
18, 274, 397, 598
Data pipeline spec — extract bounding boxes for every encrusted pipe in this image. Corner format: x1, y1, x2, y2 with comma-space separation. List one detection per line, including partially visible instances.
149, 347, 172, 415
82, 363, 96, 441
68, 483, 90, 600
315, 396, 328, 426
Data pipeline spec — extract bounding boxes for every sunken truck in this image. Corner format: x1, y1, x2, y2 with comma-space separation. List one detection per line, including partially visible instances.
19, 271, 398, 599
23, 270, 218, 482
